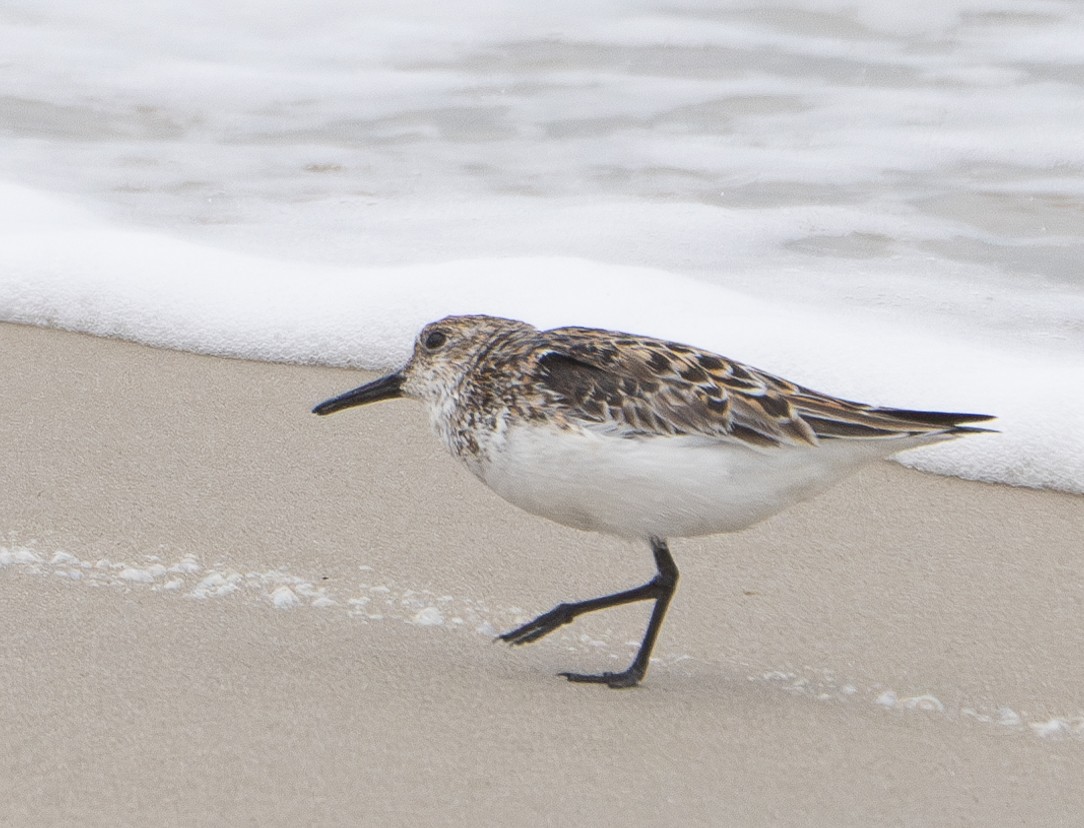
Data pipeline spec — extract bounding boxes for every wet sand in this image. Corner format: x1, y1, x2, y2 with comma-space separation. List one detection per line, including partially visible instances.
3, 323, 1082, 825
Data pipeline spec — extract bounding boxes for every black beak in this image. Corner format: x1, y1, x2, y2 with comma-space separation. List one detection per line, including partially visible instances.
312, 372, 404, 415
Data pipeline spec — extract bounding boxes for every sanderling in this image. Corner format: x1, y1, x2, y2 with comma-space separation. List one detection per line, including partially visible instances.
313, 315, 994, 689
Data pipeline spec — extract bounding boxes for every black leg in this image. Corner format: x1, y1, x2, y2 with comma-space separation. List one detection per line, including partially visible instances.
498, 538, 679, 689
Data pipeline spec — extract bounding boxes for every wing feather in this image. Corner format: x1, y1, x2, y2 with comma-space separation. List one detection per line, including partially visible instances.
534, 326, 993, 447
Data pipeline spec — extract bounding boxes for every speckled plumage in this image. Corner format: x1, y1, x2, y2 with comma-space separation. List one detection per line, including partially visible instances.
408, 314, 990, 457
314, 314, 994, 688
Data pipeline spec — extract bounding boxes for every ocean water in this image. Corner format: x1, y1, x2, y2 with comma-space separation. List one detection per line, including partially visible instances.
1, 0, 1082, 492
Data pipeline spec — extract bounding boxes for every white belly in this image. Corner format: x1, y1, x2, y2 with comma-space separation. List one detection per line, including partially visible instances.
475, 424, 924, 540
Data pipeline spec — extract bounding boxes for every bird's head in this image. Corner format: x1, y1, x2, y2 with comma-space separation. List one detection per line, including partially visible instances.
312, 314, 535, 416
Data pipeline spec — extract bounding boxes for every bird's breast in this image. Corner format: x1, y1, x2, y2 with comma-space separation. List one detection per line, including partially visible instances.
463, 420, 925, 540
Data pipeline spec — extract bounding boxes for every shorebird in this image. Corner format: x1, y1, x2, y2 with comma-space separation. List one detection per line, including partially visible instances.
313, 314, 993, 688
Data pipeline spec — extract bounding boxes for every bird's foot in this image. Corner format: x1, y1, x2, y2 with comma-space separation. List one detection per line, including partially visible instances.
559, 669, 643, 689
497, 603, 577, 646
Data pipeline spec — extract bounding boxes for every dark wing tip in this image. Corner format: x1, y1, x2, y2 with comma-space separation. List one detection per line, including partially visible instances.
868, 407, 996, 428
946, 424, 999, 435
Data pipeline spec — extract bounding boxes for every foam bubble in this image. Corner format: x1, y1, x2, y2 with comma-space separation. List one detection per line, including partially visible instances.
412, 607, 445, 626
270, 586, 300, 609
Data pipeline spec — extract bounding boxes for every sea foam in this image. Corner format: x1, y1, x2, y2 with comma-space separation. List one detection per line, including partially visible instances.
1, 182, 1080, 494
2, 0, 1082, 494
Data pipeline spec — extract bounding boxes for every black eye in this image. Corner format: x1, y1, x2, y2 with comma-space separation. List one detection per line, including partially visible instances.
424, 330, 447, 350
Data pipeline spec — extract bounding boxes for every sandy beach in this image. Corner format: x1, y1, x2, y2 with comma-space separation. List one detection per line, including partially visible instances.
3, 322, 1082, 826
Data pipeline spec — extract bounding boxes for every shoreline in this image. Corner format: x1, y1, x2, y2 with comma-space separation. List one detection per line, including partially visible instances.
3, 322, 1082, 825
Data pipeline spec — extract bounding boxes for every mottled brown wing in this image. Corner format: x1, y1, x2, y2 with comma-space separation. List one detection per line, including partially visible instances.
536, 327, 818, 447
538, 327, 994, 445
